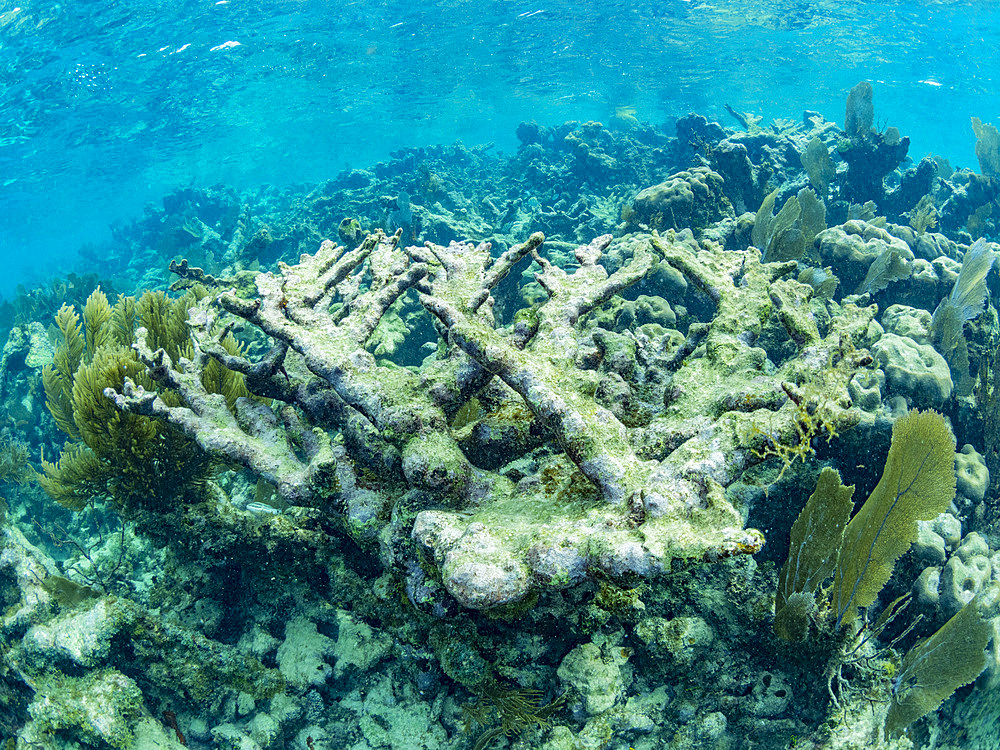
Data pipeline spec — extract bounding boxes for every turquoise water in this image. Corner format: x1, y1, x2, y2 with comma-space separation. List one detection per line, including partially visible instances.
4, 2, 1000, 749
1, 0, 997, 294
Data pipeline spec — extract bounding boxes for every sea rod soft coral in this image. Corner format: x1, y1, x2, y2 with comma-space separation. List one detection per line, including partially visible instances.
106, 228, 874, 610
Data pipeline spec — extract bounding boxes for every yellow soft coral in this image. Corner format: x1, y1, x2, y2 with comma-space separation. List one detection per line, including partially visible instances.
39, 287, 246, 512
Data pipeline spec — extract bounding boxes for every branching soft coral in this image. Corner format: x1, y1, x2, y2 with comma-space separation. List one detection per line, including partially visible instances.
39, 287, 246, 513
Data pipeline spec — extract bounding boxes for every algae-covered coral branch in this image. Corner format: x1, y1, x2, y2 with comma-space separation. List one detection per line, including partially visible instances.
106, 326, 337, 504
418, 234, 655, 506
212, 229, 480, 498
414, 231, 766, 602
105, 227, 877, 611
643, 231, 869, 479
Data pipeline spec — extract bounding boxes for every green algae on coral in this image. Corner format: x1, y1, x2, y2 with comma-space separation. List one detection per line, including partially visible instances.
100, 224, 889, 615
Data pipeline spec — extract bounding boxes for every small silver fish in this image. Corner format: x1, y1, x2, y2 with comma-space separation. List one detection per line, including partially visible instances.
246, 501, 281, 515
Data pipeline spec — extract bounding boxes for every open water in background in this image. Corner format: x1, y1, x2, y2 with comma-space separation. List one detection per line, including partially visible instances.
0, 0, 997, 295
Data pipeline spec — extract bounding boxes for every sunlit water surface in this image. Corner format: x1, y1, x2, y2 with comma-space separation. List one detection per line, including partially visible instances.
0, 0, 997, 295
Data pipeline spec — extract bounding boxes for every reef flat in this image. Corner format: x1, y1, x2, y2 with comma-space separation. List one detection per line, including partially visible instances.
2, 85, 1000, 750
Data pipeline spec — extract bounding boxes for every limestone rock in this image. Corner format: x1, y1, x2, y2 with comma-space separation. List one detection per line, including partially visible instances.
881, 304, 933, 344
631, 167, 729, 231
557, 638, 630, 716
332, 609, 392, 678
24, 598, 126, 669
956, 444, 989, 503
915, 565, 942, 607
816, 220, 913, 290
913, 522, 947, 565
276, 617, 335, 690
23, 669, 144, 749
872, 332, 952, 406
746, 671, 793, 718
847, 368, 884, 412
634, 615, 714, 667
940, 532, 993, 616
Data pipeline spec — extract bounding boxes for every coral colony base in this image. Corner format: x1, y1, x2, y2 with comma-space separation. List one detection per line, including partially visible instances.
3, 85, 1000, 749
